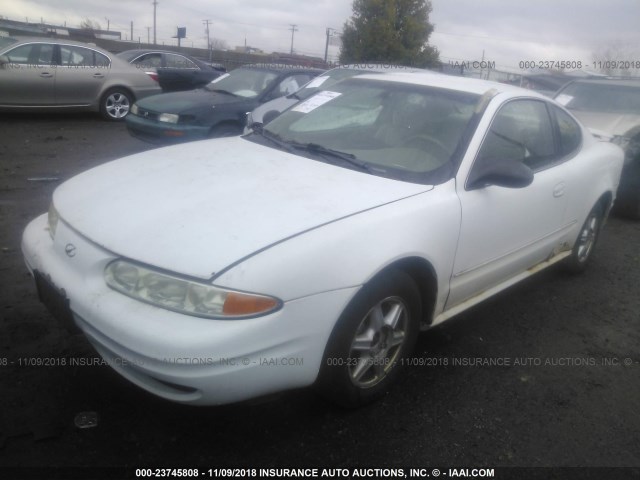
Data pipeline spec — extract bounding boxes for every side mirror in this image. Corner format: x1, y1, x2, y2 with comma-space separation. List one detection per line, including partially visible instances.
467, 157, 534, 190
262, 110, 281, 125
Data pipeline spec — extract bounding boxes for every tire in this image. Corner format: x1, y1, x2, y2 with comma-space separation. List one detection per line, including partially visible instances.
100, 88, 133, 121
563, 202, 604, 274
210, 123, 242, 138
316, 269, 421, 408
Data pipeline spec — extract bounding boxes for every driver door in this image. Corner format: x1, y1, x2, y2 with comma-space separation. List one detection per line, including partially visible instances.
447, 99, 571, 308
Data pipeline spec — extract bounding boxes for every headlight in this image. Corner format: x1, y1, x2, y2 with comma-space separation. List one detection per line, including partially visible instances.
104, 260, 281, 319
130, 103, 139, 115
612, 136, 634, 165
158, 113, 179, 124
47, 203, 59, 240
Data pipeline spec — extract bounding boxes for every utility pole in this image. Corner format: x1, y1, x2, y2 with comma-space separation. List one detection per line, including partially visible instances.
130, 21, 133, 42
105, 17, 110, 30
146, 27, 151, 44
203, 19, 212, 61
289, 24, 298, 55
324, 27, 335, 63
152, 0, 158, 45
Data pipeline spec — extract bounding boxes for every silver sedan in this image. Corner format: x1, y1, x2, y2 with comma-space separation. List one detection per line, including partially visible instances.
0, 36, 161, 120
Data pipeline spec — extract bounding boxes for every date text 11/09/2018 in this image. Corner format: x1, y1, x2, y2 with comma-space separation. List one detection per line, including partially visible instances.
519, 60, 640, 70
135, 467, 496, 478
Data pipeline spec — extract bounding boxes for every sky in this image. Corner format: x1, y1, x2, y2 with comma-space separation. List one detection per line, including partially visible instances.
0, 0, 638, 72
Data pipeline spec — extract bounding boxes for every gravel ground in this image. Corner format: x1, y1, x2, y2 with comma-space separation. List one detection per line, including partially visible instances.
1, 113, 639, 478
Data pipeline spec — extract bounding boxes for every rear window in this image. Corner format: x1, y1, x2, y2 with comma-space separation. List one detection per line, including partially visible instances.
556, 82, 640, 114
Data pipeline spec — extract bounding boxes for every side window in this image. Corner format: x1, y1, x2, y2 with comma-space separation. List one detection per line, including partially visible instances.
60, 46, 94, 66
477, 99, 556, 170
94, 52, 110, 68
553, 106, 581, 156
5, 43, 54, 65
135, 53, 162, 68
164, 54, 198, 69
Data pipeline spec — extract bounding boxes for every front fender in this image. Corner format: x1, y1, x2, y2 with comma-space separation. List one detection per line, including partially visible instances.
213, 180, 462, 316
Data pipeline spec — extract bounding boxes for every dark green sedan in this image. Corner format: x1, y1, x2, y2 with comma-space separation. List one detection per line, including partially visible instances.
126, 64, 321, 143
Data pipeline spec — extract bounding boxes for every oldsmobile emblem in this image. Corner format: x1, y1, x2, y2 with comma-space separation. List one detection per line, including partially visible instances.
64, 243, 77, 257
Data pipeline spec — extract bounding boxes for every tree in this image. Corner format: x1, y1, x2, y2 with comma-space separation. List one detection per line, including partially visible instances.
80, 18, 101, 31
210, 38, 229, 51
592, 41, 640, 78
339, 0, 439, 67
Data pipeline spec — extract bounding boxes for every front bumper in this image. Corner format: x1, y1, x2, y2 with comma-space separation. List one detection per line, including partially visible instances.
126, 114, 210, 143
22, 214, 356, 405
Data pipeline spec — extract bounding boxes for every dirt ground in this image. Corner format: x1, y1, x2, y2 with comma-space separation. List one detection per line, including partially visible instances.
1, 112, 639, 478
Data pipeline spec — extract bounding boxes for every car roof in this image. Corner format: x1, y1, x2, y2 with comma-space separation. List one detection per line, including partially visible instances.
241, 64, 324, 73
118, 49, 195, 57
7, 36, 109, 51
355, 70, 547, 97
563, 78, 640, 88
333, 63, 431, 74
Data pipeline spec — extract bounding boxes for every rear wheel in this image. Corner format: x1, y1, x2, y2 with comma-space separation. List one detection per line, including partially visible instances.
563, 203, 604, 273
316, 270, 421, 408
100, 88, 132, 121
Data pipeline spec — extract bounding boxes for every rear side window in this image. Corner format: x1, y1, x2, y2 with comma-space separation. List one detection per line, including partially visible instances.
134, 53, 162, 68
553, 106, 581, 157
59, 46, 110, 67
477, 99, 556, 171
164, 53, 198, 69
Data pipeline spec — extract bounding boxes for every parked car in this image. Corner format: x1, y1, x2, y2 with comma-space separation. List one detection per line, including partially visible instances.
554, 78, 640, 218
245, 63, 426, 133
0, 37, 161, 120
117, 49, 226, 92
22, 72, 623, 407
126, 64, 321, 142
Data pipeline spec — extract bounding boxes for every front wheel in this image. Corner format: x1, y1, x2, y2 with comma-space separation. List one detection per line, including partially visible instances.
316, 270, 421, 408
563, 203, 604, 273
100, 88, 132, 121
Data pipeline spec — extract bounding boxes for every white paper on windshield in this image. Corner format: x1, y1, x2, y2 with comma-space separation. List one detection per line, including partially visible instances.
555, 94, 573, 106
305, 76, 330, 88
292, 91, 341, 113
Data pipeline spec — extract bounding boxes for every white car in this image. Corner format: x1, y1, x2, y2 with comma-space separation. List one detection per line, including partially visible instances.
22, 71, 623, 407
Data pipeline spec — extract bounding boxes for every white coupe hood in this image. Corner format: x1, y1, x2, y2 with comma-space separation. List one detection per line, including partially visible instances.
53, 137, 432, 279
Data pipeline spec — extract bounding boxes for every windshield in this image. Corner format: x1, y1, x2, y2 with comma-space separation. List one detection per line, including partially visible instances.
261, 78, 480, 183
295, 68, 379, 100
556, 82, 640, 114
205, 68, 278, 98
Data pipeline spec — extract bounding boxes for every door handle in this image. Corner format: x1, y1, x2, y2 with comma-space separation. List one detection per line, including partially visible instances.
93, 73, 104, 78
39, 72, 53, 78
553, 182, 565, 198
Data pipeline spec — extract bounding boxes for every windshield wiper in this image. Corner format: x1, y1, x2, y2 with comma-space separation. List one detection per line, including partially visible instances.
253, 129, 296, 153
254, 131, 373, 173
290, 142, 373, 173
